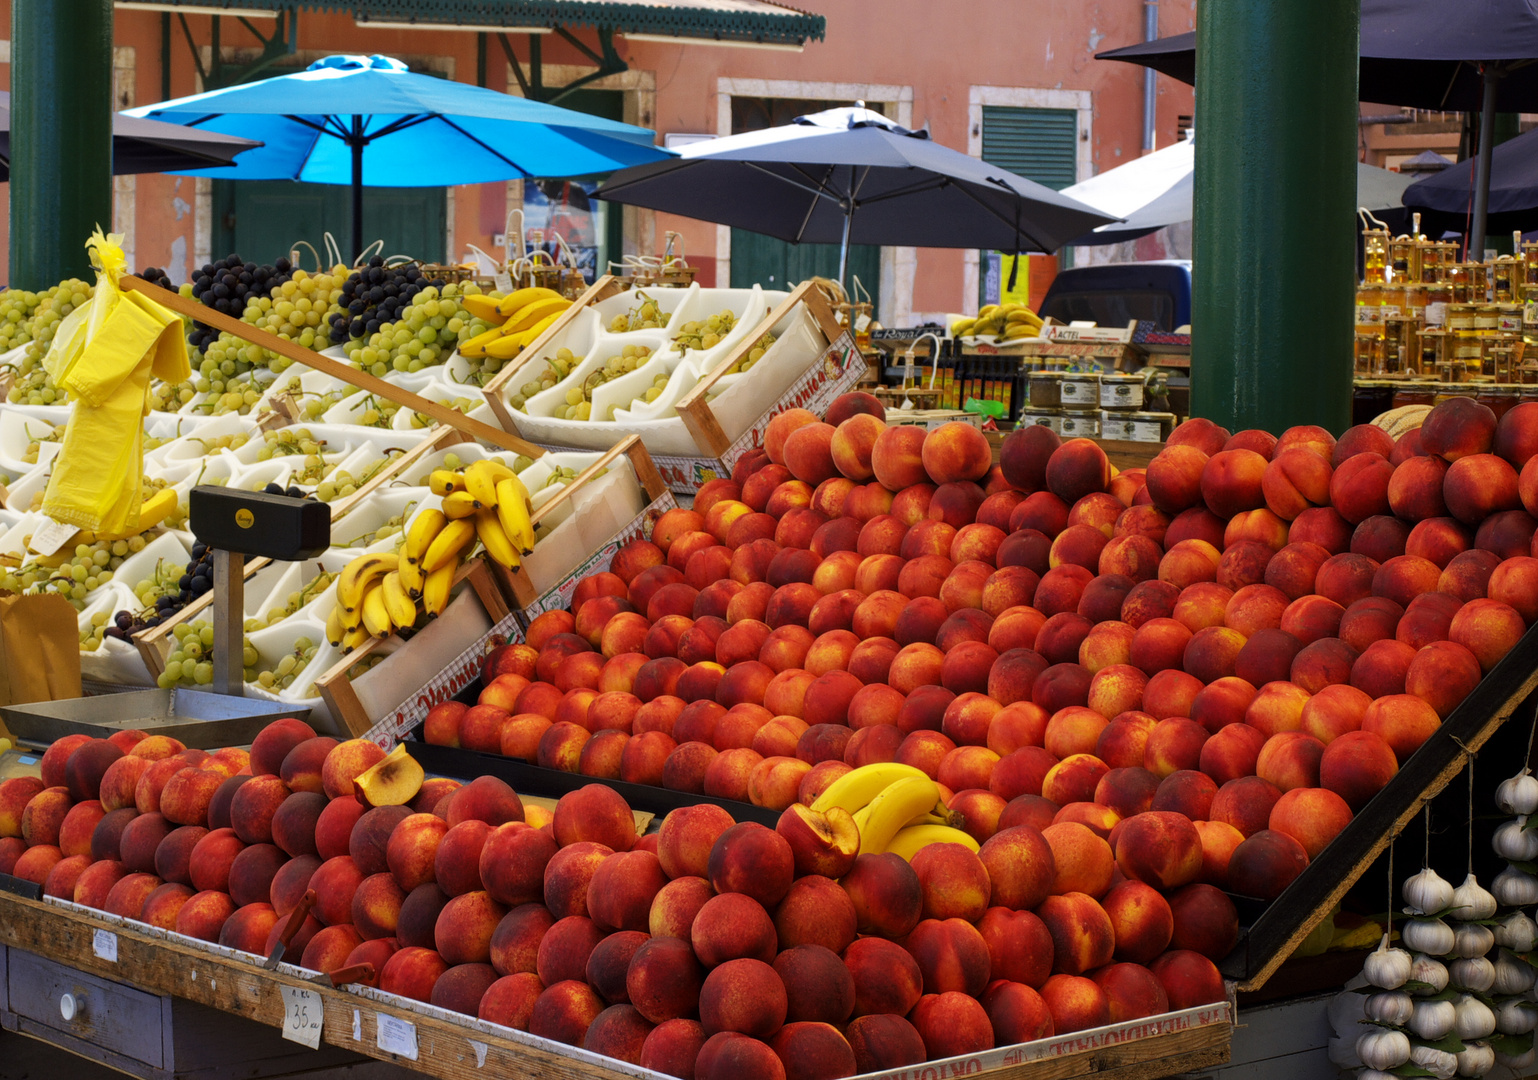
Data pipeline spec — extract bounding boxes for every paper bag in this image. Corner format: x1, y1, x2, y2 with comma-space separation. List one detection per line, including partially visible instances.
0, 594, 82, 705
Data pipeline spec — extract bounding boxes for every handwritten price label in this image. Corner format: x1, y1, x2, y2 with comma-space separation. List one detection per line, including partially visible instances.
279, 985, 323, 1049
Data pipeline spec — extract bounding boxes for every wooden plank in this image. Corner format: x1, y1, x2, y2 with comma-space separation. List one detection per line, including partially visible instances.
0, 889, 1226, 1080
119, 276, 545, 459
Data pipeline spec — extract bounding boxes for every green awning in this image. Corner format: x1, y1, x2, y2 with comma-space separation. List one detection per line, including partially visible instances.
124, 0, 825, 45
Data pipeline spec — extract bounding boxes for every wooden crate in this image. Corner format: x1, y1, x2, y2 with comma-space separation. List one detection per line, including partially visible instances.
487, 434, 675, 619
478, 273, 628, 412
0, 886, 1230, 1080
314, 558, 515, 739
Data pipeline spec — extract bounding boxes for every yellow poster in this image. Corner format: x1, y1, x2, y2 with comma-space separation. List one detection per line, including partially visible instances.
999, 254, 1032, 307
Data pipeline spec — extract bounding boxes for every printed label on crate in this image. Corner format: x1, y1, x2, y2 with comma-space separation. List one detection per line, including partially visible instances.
363, 612, 525, 746
1042, 323, 1134, 344
650, 332, 863, 493
516, 492, 680, 621
855, 1003, 1229, 1080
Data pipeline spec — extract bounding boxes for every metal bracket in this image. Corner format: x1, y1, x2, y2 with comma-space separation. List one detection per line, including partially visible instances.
499, 26, 627, 104
177, 5, 299, 91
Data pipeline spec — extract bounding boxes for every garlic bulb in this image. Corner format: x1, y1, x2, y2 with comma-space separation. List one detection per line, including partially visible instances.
1359, 1073, 1400, 1080
1449, 955, 1496, 993
1448, 873, 1499, 921
1412, 1044, 1459, 1079
1328, 989, 1367, 1035
1493, 865, 1538, 907
1454, 993, 1497, 1040
1409, 997, 1458, 1040
1496, 1042, 1538, 1069
1496, 911, 1538, 952
1357, 1025, 1412, 1070
1492, 949, 1536, 995
1496, 768, 1538, 815
1403, 917, 1457, 956
1411, 953, 1451, 993
1364, 934, 1414, 989
1496, 998, 1538, 1035
1451, 922, 1495, 959
1492, 819, 1538, 862
1363, 990, 1414, 1026
1405, 866, 1456, 914
1455, 1040, 1495, 1077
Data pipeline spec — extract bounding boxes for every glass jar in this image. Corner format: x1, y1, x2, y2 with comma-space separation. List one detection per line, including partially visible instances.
1425, 283, 1452, 326
1356, 284, 1385, 331
1403, 284, 1428, 322
1393, 379, 1438, 409
1383, 316, 1416, 375
1027, 372, 1065, 407
1476, 304, 1500, 332
1363, 228, 1388, 284
1355, 333, 1382, 375
1354, 379, 1395, 424
1390, 234, 1419, 283
1447, 303, 1477, 331
1380, 284, 1405, 320
1419, 328, 1451, 376
1476, 382, 1519, 419
1496, 255, 1519, 301
1499, 303, 1525, 334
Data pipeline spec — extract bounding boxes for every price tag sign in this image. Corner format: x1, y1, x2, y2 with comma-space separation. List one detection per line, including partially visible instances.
377, 1014, 419, 1060
29, 518, 79, 558
92, 929, 117, 962
279, 985, 323, 1049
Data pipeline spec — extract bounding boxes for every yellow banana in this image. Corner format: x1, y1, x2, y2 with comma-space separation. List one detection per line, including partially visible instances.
361, 581, 392, 638
978, 304, 1000, 320
457, 325, 503, 359
428, 469, 465, 497
1006, 308, 1042, 325
886, 824, 982, 860
856, 775, 942, 855
811, 762, 932, 816
441, 490, 479, 520
403, 508, 447, 566
461, 294, 505, 323
464, 459, 516, 507
512, 312, 562, 345
1002, 323, 1037, 340
341, 622, 372, 650
494, 477, 536, 555
422, 517, 476, 573
397, 552, 425, 599
325, 604, 346, 647
337, 552, 399, 616
950, 317, 977, 338
495, 286, 563, 317
422, 558, 456, 615
484, 313, 563, 360
501, 297, 570, 335
475, 509, 521, 569
382, 571, 417, 630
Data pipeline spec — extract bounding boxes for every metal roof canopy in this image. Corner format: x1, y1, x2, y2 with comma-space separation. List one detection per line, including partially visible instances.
118, 0, 825, 45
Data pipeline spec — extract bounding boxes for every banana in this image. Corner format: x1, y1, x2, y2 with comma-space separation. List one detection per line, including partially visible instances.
382, 571, 417, 630
422, 517, 476, 573
457, 325, 503, 359
337, 552, 399, 617
475, 509, 521, 569
361, 581, 392, 638
501, 297, 570, 336
856, 775, 943, 855
422, 558, 456, 615
397, 551, 425, 599
403, 509, 447, 567
495, 476, 536, 554
428, 469, 465, 497
341, 622, 372, 650
464, 459, 516, 507
885, 823, 981, 860
950, 317, 977, 338
325, 603, 346, 647
1006, 308, 1042, 325
978, 304, 1000, 320
811, 762, 932, 816
905, 806, 968, 830
461, 294, 506, 323
484, 313, 565, 360
495, 286, 563, 318
1002, 323, 1037, 340
441, 490, 479, 520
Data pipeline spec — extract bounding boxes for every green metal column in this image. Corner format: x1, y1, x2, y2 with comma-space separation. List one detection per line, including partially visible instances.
10, 0, 115, 288
1190, 0, 1359, 434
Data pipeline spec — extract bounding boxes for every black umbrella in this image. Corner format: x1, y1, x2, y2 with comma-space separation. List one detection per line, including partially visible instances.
1096, 0, 1538, 256
595, 107, 1115, 288
0, 92, 261, 180
1402, 123, 1538, 235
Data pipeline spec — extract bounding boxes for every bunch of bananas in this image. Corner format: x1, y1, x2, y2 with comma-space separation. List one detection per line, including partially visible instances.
811, 763, 977, 859
951, 302, 1043, 342
458, 287, 573, 362
328, 460, 536, 649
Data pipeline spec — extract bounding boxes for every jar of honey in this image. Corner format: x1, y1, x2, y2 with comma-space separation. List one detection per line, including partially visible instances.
1392, 379, 1438, 409
1424, 283, 1452, 326
1356, 284, 1385, 331
1355, 333, 1382, 375
1476, 382, 1519, 419
1363, 228, 1388, 285
1476, 304, 1500, 332
1447, 303, 1477, 332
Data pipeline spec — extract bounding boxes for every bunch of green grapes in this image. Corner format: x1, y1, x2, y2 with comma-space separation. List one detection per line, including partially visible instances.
3, 279, 93, 404
340, 502, 417, 548
540, 464, 607, 490
296, 387, 354, 421
130, 554, 181, 611
508, 347, 578, 411
21, 538, 124, 609
674, 309, 736, 352
350, 394, 401, 429
21, 421, 66, 464
346, 653, 387, 679
149, 374, 199, 412
253, 427, 328, 463
0, 288, 50, 351
316, 451, 402, 503
243, 572, 335, 633
725, 331, 777, 374
611, 372, 672, 418
608, 290, 669, 332
413, 450, 466, 485
157, 621, 258, 688
344, 283, 497, 378
81, 611, 111, 652
250, 636, 320, 692
409, 396, 478, 429
555, 347, 651, 421
192, 432, 250, 455
242, 266, 349, 373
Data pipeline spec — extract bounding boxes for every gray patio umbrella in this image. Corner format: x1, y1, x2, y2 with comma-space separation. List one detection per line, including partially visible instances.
595, 106, 1117, 287
0, 92, 261, 180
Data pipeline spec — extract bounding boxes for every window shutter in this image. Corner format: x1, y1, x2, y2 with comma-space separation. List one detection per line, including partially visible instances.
980, 106, 1078, 190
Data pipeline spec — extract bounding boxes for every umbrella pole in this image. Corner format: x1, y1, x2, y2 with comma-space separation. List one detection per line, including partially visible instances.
1469, 66, 1499, 261
351, 116, 365, 263
838, 205, 852, 289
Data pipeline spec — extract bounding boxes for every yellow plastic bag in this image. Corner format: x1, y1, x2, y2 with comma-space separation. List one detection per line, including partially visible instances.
40, 229, 189, 535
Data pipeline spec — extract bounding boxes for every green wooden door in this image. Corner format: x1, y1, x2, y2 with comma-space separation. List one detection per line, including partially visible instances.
728, 230, 880, 297
211, 180, 447, 267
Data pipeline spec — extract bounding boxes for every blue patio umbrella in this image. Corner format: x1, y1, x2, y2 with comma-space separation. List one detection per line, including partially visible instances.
126, 54, 670, 258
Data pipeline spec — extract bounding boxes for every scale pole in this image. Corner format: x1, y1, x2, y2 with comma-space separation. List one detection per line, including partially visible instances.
212, 550, 245, 696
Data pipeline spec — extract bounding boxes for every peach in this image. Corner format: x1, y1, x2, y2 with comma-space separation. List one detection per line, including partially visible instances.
1361, 693, 1442, 762
698, 957, 786, 1037
1094, 962, 1171, 1024
269, 853, 319, 916
903, 917, 992, 998
1189, 675, 1257, 734
1420, 395, 1497, 461
1405, 640, 1483, 718
1262, 542, 1328, 602
1041, 753, 1109, 806
1129, 618, 1194, 676
1329, 452, 1395, 524
1042, 821, 1115, 898
536, 914, 606, 986
319, 739, 386, 801
217, 901, 279, 954
1319, 730, 1399, 810
1410, 518, 1475, 570
1446, 452, 1521, 525
91, 807, 140, 864
1262, 448, 1334, 520
1121, 580, 1181, 629
1300, 683, 1372, 743
1256, 731, 1326, 792
1192, 819, 1244, 886
870, 424, 928, 490
227, 842, 286, 908
921, 421, 992, 485
1193, 722, 1264, 789
1450, 597, 1526, 672
1152, 769, 1219, 821
1291, 636, 1358, 694
1144, 718, 1209, 778
1079, 621, 1137, 676
1096, 714, 1156, 771
1183, 626, 1246, 684
1145, 445, 1208, 515
1398, 591, 1463, 649
1352, 515, 1412, 564
1039, 973, 1110, 1034
1267, 786, 1353, 860
1148, 949, 1226, 1010
988, 746, 1055, 800
1227, 828, 1309, 900
1113, 811, 1202, 890
1210, 775, 1284, 838
1201, 448, 1268, 517
976, 825, 1056, 911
